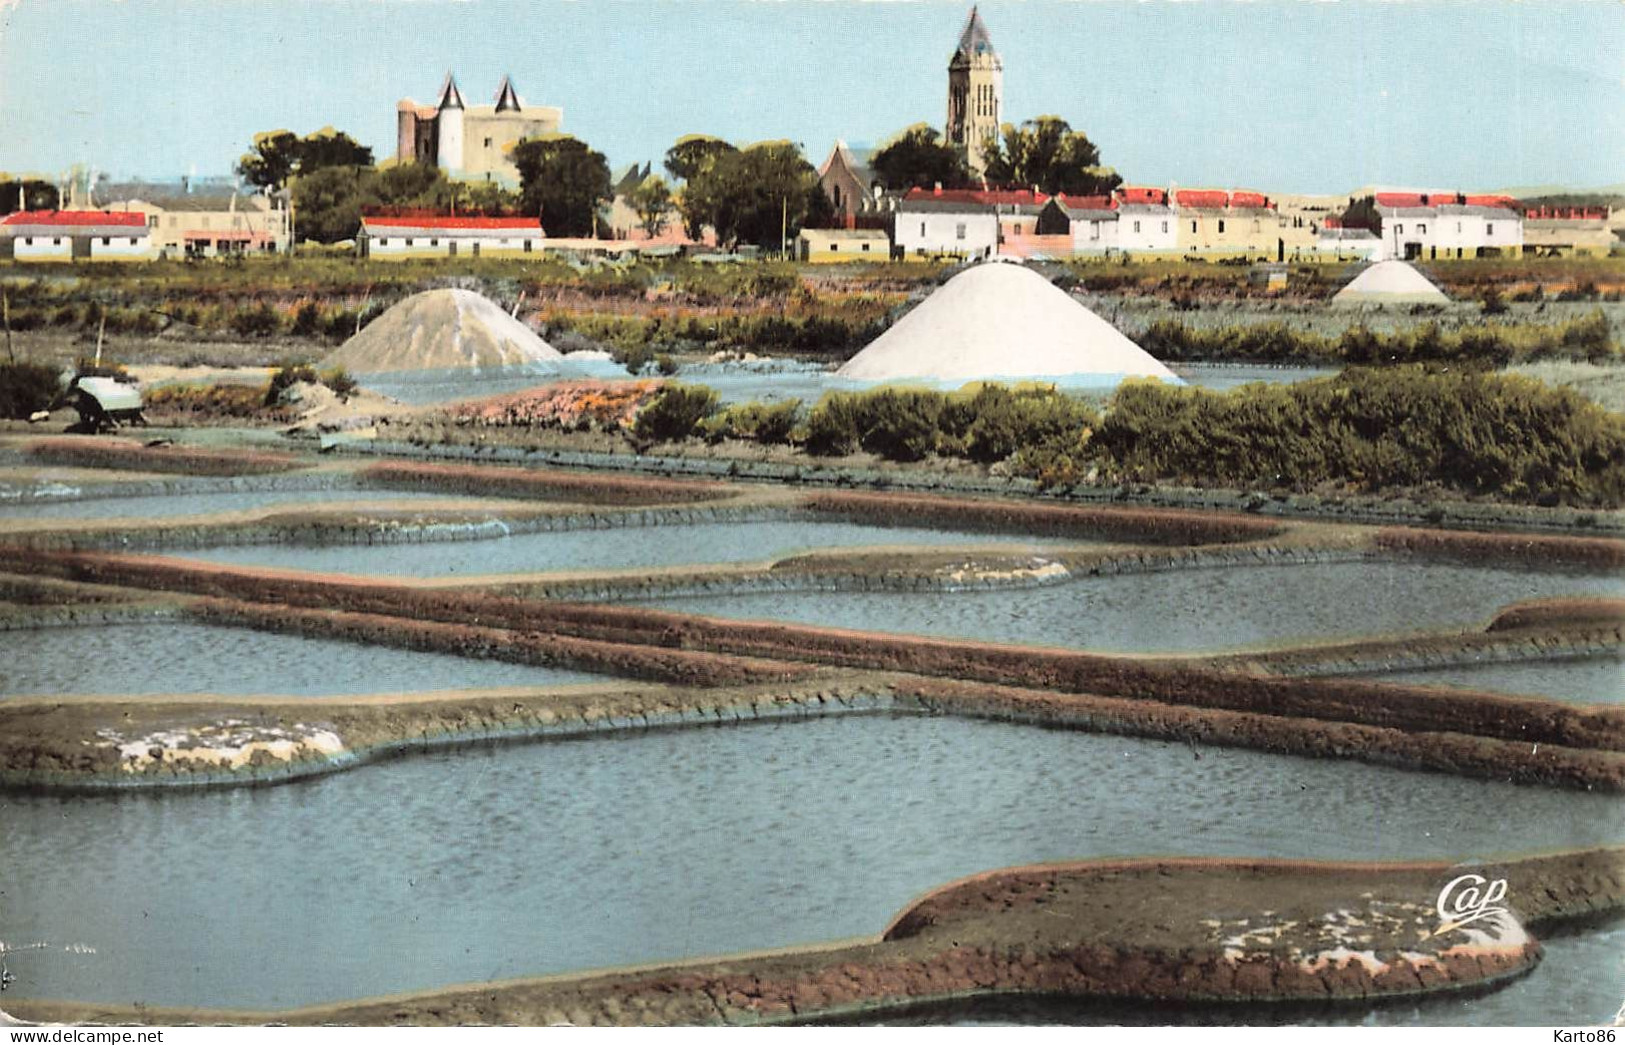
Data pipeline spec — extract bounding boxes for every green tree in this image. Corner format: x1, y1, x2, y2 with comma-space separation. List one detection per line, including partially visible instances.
365, 162, 452, 210
238, 130, 302, 190
298, 127, 373, 171
292, 166, 366, 243
1339, 195, 1381, 233
626, 174, 675, 237
980, 116, 1121, 196
238, 127, 374, 191
512, 134, 612, 238
870, 124, 970, 192
0, 179, 60, 214
663, 135, 738, 183
680, 141, 828, 251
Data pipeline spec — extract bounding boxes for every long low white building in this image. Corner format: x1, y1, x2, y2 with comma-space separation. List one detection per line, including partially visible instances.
1374, 193, 1523, 260
0, 210, 155, 261
356, 214, 546, 259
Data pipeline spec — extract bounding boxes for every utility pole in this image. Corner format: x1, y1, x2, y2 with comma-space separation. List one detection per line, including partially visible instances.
2, 289, 14, 364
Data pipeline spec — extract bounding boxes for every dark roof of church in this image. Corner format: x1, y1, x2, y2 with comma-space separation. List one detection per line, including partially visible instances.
954, 7, 997, 61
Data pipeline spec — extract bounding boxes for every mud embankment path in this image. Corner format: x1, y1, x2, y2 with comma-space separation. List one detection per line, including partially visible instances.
8, 848, 1620, 1026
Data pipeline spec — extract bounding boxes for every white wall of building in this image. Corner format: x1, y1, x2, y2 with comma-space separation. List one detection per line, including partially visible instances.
11, 235, 73, 259
895, 210, 998, 257
1069, 216, 1119, 254
1117, 208, 1177, 252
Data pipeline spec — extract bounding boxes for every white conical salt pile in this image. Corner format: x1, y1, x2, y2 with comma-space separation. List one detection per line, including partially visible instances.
1332, 260, 1450, 305
319, 288, 565, 374
836, 261, 1177, 384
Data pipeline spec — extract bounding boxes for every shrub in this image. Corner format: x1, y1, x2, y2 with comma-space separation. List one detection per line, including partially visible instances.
291, 302, 322, 338
704, 399, 802, 445
632, 383, 718, 443
231, 302, 284, 338
856, 388, 943, 461
265, 363, 319, 406
959, 385, 1098, 464
321, 367, 358, 399
0, 361, 63, 418
803, 392, 867, 456
1090, 366, 1625, 507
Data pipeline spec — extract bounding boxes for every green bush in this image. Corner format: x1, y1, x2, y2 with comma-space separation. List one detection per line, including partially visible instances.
265, 363, 320, 406
1090, 367, 1625, 507
321, 367, 358, 399
803, 391, 867, 456
856, 389, 943, 461
231, 302, 284, 338
0, 361, 63, 418
632, 383, 718, 443
1137, 314, 1619, 366
704, 399, 802, 445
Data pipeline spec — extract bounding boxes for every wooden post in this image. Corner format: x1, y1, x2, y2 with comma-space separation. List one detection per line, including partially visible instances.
2, 289, 13, 364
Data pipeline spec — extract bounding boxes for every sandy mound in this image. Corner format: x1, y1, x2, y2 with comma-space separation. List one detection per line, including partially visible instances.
837, 261, 1177, 383
320, 288, 565, 374
1332, 260, 1449, 304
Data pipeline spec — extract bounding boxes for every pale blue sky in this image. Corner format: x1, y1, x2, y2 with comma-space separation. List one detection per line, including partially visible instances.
0, 0, 1620, 194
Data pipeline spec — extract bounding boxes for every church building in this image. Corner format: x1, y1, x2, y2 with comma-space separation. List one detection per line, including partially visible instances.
396, 74, 563, 188
946, 7, 1003, 177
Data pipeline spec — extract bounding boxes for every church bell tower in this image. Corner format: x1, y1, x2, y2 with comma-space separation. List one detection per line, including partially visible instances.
946, 6, 1003, 177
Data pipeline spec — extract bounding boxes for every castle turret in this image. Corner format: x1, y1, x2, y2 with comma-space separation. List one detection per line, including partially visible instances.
947, 6, 1003, 177
495, 75, 521, 113
435, 72, 466, 174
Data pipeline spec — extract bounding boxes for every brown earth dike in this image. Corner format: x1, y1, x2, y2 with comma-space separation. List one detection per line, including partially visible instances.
1375, 526, 1625, 571
358, 460, 735, 506
801, 490, 1287, 545
8, 849, 1618, 1027
7, 551, 1625, 764
24, 436, 305, 477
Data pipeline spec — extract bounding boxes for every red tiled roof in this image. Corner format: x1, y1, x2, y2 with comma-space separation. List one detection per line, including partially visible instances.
1464, 194, 1519, 209
1229, 191, 1269, 208
1174, 189, 1229, 209
1, 210, 147, 228
899, 187, 1048, 206
1374, 192, 1429, 208
1115, 186, 1167, 205
1054, 194, 1115, 211
361, 214, 541, 230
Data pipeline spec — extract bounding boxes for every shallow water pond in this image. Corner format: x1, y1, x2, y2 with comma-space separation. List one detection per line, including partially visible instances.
0, 622, 603, 697
2, 713, 1619, 1010
1361, 655, 1624, 705
0, 487, 484, 522
180, 519, 1076, 577
632, 561, 1625, 655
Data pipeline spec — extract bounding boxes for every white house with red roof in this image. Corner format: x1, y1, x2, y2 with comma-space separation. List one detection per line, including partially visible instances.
356, 213, 545, 259
0, 210, 154, 262
894, 187, 1003, 259
1112, 186, 1177, 254
1373, 192, 1523, 261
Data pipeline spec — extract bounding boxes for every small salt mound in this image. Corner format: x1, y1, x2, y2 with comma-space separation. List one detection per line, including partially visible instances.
837, 261, 1177, 384
1332, 260, 1450, 305
319, 288, 565, 374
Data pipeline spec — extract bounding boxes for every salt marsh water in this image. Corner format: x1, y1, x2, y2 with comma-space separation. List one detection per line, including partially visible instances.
632, 561, 1625, 654
0, 487, 480, 521
0, 622, 602, 696
1364, 655, 1624, 705
181, 519, 1075, 577
3, 713, 1618, 1010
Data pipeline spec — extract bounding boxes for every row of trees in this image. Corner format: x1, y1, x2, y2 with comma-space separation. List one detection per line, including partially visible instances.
242, 112, 1117, 248
867, 116, 1120, 197
0, 179, 60, 215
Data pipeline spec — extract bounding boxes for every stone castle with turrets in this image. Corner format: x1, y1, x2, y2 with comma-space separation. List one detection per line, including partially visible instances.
396, 74, 563, 188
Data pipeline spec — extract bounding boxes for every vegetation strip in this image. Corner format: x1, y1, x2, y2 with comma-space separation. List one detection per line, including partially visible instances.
359, 460, 733, 505
8, 849, 1618, 1026
24, 437, 304, 477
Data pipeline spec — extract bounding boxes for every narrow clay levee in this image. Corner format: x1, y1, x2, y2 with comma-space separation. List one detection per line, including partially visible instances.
24, 437, 306, 477
8, 849, 1617, 1027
